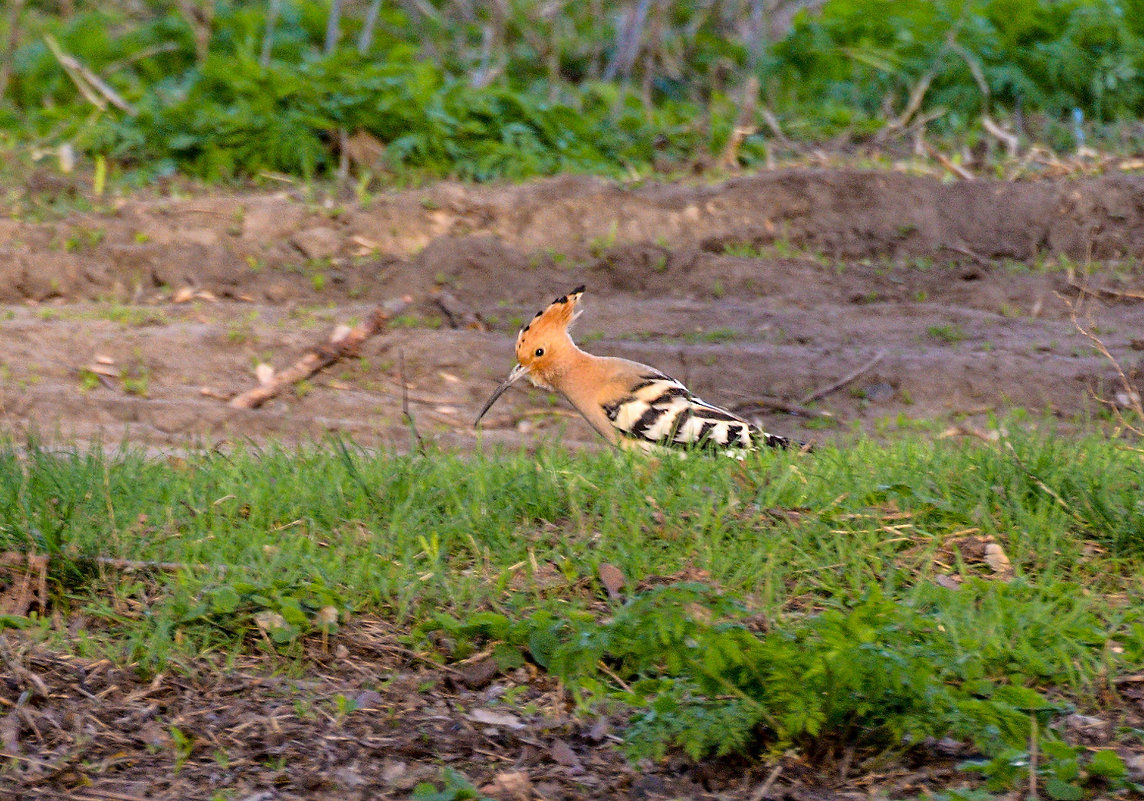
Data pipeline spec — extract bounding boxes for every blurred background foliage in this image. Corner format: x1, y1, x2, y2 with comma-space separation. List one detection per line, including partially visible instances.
0, 0, 1141, 183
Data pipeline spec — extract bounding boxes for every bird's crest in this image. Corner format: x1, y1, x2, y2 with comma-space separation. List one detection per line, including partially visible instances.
516, 285, 584, 347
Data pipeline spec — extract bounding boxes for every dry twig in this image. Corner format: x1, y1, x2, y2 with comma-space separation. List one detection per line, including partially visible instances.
749, 764, 783, 801
228, 296, 412, 409
44, 34, 137, 115
398, 348, 424, 452
801, 350, 887, 405
1062, 290, 1144, 436
0, 0, 25, 101
876, 69, 934, 142
1064, 272, 1144, 303
731, 397, 833, 419
719, 75, 760, 169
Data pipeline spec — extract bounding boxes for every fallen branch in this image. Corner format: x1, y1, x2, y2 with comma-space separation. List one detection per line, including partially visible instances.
228, 295, 412, 409
925, 142, 974, 180
719, 75, 760, 169
399, 348, 424, 452
982, 114, 1019, 158
876, 69, 934, 143
1062, 291, 1144, 436
759, 107, 793, 148
731, 397, 834, 419
939, 242, 991, 267
44, 34, 137, 115
1064, 274, 1144, 303
0, 0, 25, 101
801, 350, 887, 405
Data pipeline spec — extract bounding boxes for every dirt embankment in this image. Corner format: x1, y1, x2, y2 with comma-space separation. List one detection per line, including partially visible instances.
2, 170, 1143, 449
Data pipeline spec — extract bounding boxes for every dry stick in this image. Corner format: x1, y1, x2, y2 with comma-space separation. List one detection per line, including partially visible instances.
731, 397, 833, 419
228, 296, 412, 409
926, 142, 974, 180
44, 34, 137, 115
1029, 711, 1038, 801
324, 0, 344, 54
470, 2, 507, 89
2, 549, 219, 575
876, 69, 934, 142
801, 350, 887, 405
101, 42, 181, 75
259, 0, 283, 67
94, 556, 216, 573
358, 0, 383, 54
603, 0, 653, 83
1065, 277, 1144, 303
398, 348, 424, 452
940, 242, 991, 267
1063, 291, 1144, 433
749, 764, 783, 801
982, 114, 1019, 158
0, 0, 26, 101
719, 75, 760, 170
760, 107, 793, 149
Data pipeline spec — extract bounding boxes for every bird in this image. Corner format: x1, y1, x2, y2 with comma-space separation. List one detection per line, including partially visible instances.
473, 286, 798, 453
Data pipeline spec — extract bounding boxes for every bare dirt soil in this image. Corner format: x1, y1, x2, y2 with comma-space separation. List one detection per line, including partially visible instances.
3, 170, 1144, 800
0, 623, 986, 801
2, 169, 1144, 452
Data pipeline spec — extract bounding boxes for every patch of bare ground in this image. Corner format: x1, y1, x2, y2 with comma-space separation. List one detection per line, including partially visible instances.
1, 170, 1143, 451
0, 626, 983, 801
3, 622, 1142, 800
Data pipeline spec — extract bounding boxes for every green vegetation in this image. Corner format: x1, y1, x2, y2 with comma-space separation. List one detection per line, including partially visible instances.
1, 431, 1142, 793
928, 322, 969, 343
2, 1, 1142, 185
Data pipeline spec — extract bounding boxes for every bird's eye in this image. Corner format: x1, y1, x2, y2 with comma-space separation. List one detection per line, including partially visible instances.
534, 347, 545, 357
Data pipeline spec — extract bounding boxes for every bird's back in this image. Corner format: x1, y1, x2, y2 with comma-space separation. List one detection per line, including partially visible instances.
583, 361, 792, 452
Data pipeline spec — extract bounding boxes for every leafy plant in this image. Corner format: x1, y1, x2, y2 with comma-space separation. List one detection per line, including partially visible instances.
173, 577, 344, 646
520, 581, 1133, 794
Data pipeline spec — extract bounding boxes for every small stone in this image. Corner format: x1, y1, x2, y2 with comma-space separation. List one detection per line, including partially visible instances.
479, 771, 532, 801
549, 739, 582, 770
598, 563, 626, 600
291, 227, 341, 260
354, 690, 382, 709
983, 542, 1013, 578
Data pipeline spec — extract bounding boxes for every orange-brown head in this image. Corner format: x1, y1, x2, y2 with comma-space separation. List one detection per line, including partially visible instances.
473, 286, 585, 425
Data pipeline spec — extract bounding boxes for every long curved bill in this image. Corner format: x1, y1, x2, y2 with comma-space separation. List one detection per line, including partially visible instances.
473, 363, 528, 426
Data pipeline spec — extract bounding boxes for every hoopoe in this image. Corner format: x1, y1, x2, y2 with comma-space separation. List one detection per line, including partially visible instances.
474, 286, 797, 453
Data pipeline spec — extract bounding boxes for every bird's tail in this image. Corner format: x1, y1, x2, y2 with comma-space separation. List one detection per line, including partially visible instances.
752, 428, 811, 452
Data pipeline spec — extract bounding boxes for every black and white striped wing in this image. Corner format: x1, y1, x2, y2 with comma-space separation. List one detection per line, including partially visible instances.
603, 373, 788, 451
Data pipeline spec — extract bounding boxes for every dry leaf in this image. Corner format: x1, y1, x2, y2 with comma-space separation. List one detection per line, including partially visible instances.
330, 324, 353, 344
253, 610, 288, 633
466, 708, 525, 730
0, 712, 19, 754
172, 286, 195, 303
549, 739, 582, 770
313, 606, 339, 627
254, 363, 275, 386
479, 770, 532, 801
454, 656, 499, 688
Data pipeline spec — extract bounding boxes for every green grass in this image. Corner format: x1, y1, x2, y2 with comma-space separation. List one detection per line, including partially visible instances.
1, 431, 1142, 790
